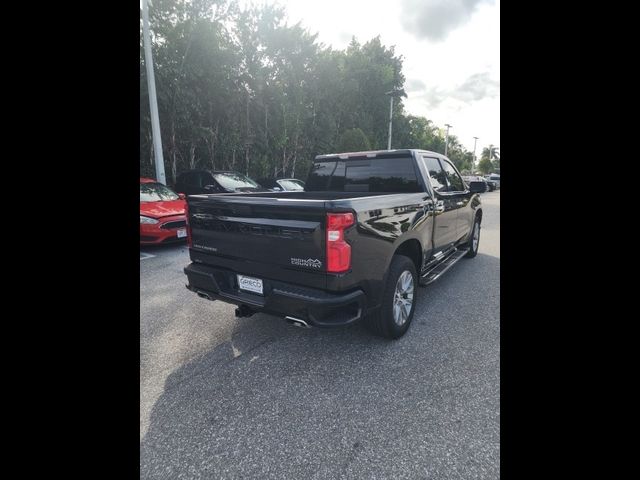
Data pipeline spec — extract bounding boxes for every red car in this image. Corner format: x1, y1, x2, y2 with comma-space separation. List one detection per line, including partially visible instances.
140, 177, 188, 245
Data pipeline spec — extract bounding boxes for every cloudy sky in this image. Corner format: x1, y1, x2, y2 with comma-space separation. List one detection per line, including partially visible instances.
239, 0, 499, 154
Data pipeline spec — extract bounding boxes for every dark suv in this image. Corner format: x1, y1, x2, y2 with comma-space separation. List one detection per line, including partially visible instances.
174, 170, 266, 195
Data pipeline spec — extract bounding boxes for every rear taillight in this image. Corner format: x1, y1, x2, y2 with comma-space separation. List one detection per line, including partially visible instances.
185, 201, 192, 248
326, 212, 354, 273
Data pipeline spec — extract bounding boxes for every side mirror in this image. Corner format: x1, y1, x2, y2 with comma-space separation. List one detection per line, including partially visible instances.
469, 183, 486, 194
178, 193, 186, 200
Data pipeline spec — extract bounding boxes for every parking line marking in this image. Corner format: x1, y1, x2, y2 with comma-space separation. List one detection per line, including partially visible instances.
140, 252, 156, 261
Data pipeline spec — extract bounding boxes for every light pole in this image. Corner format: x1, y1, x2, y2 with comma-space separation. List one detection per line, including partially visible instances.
472, 136, 479, 172
444, 123, 452, 156
385, 88, 406, 150
142, 0, 166, 185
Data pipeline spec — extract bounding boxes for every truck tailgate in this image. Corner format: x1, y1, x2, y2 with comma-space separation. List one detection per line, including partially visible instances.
187, 195, 328, 289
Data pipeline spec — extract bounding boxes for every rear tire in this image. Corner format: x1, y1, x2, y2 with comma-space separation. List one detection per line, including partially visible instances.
365, 255, 417, 339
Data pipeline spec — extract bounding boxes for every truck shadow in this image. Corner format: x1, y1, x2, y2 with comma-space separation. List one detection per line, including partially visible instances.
140, 241, 188, 253
140, 252, 499, 478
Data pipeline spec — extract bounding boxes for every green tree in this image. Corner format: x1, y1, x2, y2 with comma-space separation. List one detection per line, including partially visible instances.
491, 149, 500, 171
478, 157, 493, 174
478, 146, 499, 174
337, 128, 371, 152
140, 0, 479, 183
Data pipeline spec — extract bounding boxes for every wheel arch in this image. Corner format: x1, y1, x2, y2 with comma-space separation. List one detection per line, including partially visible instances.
393, 238, 423, 274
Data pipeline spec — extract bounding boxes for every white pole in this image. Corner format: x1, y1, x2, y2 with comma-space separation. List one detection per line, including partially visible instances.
473, 136, 478, 171
387, 95, 394, 150
444, 124, 452, 156
142, 0, 166, 185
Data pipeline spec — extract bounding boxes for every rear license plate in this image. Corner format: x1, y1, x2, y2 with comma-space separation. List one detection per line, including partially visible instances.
237, 275, 263, 295
177, 228, 187, 238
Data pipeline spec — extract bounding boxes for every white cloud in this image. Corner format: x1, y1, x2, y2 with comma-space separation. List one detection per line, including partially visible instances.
405, 78, 427, 93
399, 0, 494, 42
418, 72, 499, 108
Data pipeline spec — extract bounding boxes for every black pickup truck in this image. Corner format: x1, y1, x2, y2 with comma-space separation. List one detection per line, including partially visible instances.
183, 149, 483, 339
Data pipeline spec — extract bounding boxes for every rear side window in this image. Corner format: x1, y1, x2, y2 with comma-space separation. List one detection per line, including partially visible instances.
423, 157, 448, 193
440, 160, 465, 192
181, 172, 201, 187
201, 172, 219, 188
306, 157, 421, 193
176, 173, 188, 186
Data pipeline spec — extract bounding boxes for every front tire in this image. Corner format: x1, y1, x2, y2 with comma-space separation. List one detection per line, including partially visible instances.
365, 255, 417, 339
464, 216, 481, 258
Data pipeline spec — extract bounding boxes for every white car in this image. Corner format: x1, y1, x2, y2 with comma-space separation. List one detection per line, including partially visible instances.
484, 174, 500, 189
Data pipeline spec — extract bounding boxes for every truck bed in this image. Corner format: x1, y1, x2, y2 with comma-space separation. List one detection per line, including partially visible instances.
186, 189, 428, 293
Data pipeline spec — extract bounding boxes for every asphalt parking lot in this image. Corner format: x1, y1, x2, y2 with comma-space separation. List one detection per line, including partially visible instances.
140, 191, 500, 479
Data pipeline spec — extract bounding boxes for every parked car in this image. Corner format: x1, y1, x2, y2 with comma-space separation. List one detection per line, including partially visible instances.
484, 174, 500, 189
140, 178, 188, 245
183, 149, 483, 339
257, 178, 306, 191
462, 175, 489, 193
174, 170, 268, 195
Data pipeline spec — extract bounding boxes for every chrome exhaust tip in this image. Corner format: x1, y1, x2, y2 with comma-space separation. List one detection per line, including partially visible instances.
196, 290, 213, 300
285, 316, 311, 328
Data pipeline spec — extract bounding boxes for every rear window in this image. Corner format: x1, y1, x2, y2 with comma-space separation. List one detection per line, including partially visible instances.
306, 157, 422, 193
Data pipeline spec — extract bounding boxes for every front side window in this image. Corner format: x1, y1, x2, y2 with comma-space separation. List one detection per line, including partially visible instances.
423, 156, 448, 193
140, 183, 179, 202
440, 160, 465, 192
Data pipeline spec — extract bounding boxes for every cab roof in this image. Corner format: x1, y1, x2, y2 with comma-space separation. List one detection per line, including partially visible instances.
315, 148, 446, 160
